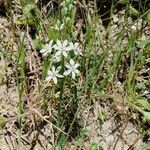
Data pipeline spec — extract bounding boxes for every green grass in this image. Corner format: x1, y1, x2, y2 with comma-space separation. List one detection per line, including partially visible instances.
0, 0, 150, 149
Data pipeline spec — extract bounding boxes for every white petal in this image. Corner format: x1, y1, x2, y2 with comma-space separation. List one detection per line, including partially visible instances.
45, 76, 52, 81
74, 63, 79, 68
63, 40, 68, 47
54, 26, 59, 30
42, 52, 49, 57
52, 66, 55, 72
40, 48, 46, 53
64, 70, 71, 76
47, 70, 53, 76
75, 69, 80, 74
56, 74, 63, 78
56, 66, 62, 72
65, 46, 72, 51
69, 42, 73, 48
57, 40, 61, 47
55, 50, 61, 56
60, 23, 64, 30
53, 77, 58, 84
65, 63, 71, 69
74, 50, 78, 55
79, 51, 83, 56
53, 44, 59, 50
72, 72, 76, 79
49, 40, 53, 46
70, 59, 74, 65
75, 42, 79, 47
63, 51, 68, 58
54, 56, 61, 62
44, 44, 49, 48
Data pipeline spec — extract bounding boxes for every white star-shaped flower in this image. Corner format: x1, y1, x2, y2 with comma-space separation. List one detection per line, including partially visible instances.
53, 40, 71, 58
40, 40, 53, 57
46, 66, 63, 84
63, 59, 80, 79
69, 42, 82, 56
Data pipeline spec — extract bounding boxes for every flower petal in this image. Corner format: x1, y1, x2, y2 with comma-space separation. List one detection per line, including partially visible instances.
53, 77, 58, 84
70, 59, 74, 65
74, 63, 79, 68
75, 42, 79, 47
47, 70, 53, 76
56, 66, 62, 72
56, 74, 63, 78
52, 66, 55, 72
53, 44, 59, 50
40, 48, 46, 53
63, 51, 68, 58
57, 40, 61, 47
49, 40, 53, 46
65, 63, 71, 69
75, 69, 80, 74
45, 76, 52, 81
63, 40, 68, 47
72, 72, 76, 79
64, 70, 71, 76
55, 50, 61, 56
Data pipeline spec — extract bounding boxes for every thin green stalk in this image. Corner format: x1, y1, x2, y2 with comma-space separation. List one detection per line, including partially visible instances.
58, 55, 65, 127
73, 82, 78, 112
63, 81, 78, 146
16, 29, 26, 150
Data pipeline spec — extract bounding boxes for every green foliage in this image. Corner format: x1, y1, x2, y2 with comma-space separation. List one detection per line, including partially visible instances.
119, 0, 129, 5
1, 0, 150, 149
0, 116, 7, 129
137, 99, 150, 111
129, 5, 139, 16
146, 11, 150, 26
90, 143, 103, 150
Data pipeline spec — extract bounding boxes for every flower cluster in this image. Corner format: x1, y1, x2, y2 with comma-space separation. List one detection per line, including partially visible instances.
40, 40, 82, 84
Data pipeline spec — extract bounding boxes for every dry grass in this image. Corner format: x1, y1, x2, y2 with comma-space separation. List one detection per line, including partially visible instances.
0, 0, 150, 149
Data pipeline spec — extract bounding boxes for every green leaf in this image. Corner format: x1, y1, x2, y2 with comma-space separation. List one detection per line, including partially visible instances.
90, 143, 98, 150
119, 0, 129, 5
90, 143, 103, 150
0, 116, 7, 129
23, 4, 36, 18
129, 5, 139, 16
146, 11, 150, 26
137, 39, 150, 49
137, 99, 150, 111
0, 72, 4, 85
142, 111, 150, 121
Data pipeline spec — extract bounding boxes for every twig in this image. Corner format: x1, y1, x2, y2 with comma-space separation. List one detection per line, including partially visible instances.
112, 118, 129, 150
29, 106, 68, 135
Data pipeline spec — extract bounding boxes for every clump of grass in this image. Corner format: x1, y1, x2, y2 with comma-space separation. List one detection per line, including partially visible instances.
0, 0, 150, 149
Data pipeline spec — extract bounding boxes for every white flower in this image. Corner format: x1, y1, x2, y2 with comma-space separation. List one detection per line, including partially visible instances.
53, 40, 71, 58
63, 59, 80, 79
69, 42, 82, 56
40, 40, 53, 57
46, 66, 63, 84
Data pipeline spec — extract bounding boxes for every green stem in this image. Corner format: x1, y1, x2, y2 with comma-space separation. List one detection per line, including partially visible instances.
73, 82, 78, 112
58, 55, 65, 127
